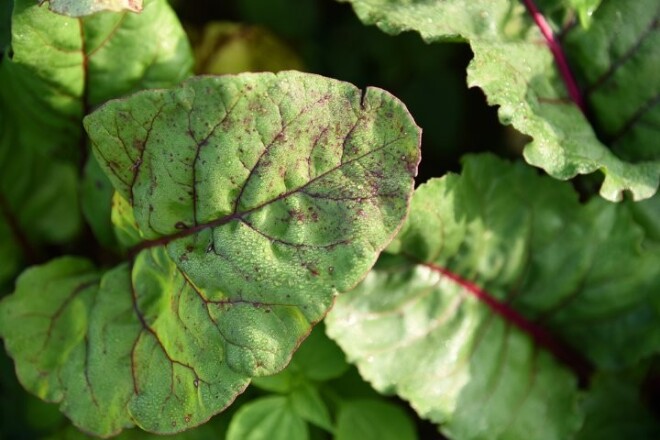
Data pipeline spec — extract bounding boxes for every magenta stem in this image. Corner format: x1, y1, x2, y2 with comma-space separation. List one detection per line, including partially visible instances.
522, 0, 586, 112
423, 262, 592, 383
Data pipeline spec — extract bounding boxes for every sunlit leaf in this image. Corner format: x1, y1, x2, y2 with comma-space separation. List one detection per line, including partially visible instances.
327, 154, 660, 439
0, 72, 420, 436
339, 0, 660, 201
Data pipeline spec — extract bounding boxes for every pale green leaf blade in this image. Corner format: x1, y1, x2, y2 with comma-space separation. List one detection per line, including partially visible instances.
0, 258, 107, 427
327, 154, 660, 439
339, 0, 660, 201
226, 396, 308, 440
42, 0, 143, 17
327, 264, 582, 440
336, 399, 417, 440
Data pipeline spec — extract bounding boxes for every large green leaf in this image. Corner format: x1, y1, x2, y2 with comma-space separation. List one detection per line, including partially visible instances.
339, 0, 660, 201
326, 154, 660, 439
0, 0, 193, 286
0, 72, 420, 436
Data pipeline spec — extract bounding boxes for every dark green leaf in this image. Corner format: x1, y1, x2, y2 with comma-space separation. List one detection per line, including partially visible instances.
227, 396, 308, 440
576, 373, 660, 440
563, 0, 659, 163
290, 383, 333, 432
335, 399, 417, 440
327, 154, 660, 439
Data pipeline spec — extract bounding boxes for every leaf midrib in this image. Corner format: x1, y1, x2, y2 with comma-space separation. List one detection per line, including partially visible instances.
128, 133, 408, 256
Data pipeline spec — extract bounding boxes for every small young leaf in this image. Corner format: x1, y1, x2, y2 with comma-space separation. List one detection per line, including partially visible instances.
336, 399, 417, 440
327, 154, 660, 439
567, 0, 603, 28
563, 0, 659, 163
289, 322, 349, 382
290, 383, 333, 432
339, 0, 660, 201
227, 396, 308, 440
41, 0, 143, 17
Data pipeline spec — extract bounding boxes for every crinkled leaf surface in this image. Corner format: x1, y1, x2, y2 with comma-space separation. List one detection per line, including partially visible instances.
326, 154, 660, 439
0, 0, 192, 286
339, 0, 660, 201
42, 0, 143, 17
0, 72, 420, 436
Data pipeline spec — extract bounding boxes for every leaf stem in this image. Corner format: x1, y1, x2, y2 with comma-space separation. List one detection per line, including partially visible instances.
521, 0, 586, 112
422, 262, 593, 385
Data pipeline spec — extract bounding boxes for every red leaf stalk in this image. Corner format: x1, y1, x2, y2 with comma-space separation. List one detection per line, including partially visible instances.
522, 0, 586, 112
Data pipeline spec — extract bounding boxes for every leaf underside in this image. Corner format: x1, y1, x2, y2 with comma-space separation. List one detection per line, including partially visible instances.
0, 71, 420, 437
339, 0, 660, 201
326, 154, 660, 440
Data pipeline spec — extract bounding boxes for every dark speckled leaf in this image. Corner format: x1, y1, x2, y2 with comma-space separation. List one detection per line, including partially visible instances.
0, 72, 420, 437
